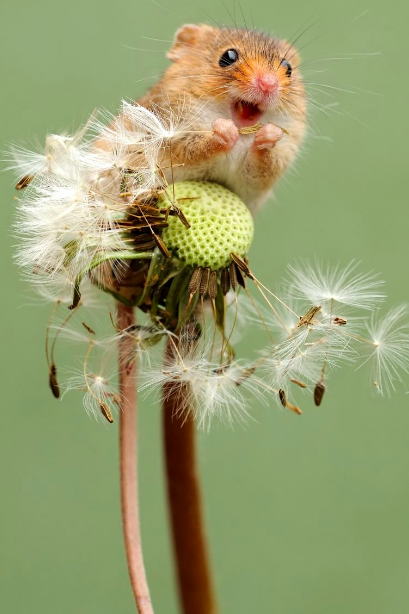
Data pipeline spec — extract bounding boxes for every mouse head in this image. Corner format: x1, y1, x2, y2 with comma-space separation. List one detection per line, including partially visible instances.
167, 24, 305, 126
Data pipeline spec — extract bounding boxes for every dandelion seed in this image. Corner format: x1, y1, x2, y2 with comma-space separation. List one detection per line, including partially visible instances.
286, 400, 302, 415
49, 363, 60, 399
114, 323, 168, 370
65, 368, 120, 423
290, 379, 308, 389
297, 305, 322, 327
278, 388, 287, 407
286, 261, 385, 310
360, 305, 409, 396
15, 174, 34, 190
82, 322, 96, 335
192, 366, 254, 430
313, 380, 326, 406
99, 402, 114, 423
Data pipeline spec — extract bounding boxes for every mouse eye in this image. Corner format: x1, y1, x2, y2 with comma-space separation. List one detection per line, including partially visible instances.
219, 49, 239, 67
280, 59, 292, 77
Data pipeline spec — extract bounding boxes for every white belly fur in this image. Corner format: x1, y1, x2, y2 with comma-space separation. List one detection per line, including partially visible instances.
165, 100, 299, 212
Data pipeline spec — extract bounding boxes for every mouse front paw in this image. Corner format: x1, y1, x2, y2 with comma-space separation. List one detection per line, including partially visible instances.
253, 123, 284, 152
211, 118, 239, 152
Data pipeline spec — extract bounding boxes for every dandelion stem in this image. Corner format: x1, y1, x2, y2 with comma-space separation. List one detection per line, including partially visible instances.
162, 337, 218, 614
117, 302, 154, 614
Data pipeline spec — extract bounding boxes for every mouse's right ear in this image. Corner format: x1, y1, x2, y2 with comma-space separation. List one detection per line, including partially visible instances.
167, 24, 210, 61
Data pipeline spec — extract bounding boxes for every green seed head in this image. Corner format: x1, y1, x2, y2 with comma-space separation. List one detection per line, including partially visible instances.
160, 181, 254, 270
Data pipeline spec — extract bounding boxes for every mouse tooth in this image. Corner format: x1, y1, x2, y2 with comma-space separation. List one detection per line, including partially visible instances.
237, 101, 243, 114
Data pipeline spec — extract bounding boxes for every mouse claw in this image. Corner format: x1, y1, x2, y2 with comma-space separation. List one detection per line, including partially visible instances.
253, 123, 284, 151
211, 118, 239, 152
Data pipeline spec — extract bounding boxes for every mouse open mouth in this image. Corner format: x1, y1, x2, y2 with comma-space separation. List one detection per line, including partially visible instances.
232, 101, 263, 127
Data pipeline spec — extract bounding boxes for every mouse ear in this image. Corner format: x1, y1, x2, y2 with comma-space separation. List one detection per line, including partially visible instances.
281, 40, 301, 66
167, 24, 210, 61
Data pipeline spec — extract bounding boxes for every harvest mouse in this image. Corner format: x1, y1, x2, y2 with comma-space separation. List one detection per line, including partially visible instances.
136, 24, 307, 213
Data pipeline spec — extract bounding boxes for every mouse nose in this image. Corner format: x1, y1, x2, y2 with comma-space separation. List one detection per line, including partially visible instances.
255, 73, 279, 95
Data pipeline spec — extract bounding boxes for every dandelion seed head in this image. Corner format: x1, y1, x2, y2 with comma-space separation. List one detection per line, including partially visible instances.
8, 97, 409, 425
160, 181, 254, 270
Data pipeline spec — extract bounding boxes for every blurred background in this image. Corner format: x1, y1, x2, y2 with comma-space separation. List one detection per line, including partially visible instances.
1, 0, 408, 612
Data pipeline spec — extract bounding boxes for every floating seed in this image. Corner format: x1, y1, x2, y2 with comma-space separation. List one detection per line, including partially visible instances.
286, 401, 302, 415
279, 388, 302, 414
15, 175, 34, 190
290, 378, 307, 389
82, 322, 96, 335
314, 380, 326, 406
49, 364, 60, 399
297, 306, 321, 327
99, 403, 114, 423
333, 316, 347, 326
278, 389, 287, 407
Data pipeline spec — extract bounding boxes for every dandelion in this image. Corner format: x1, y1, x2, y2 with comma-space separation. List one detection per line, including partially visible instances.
9, 97, 409, 614
9, 100, 409, 415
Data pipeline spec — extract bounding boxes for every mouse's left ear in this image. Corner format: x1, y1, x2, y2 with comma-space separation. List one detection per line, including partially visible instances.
281, 40, 301, 67
167, 24, 212, 61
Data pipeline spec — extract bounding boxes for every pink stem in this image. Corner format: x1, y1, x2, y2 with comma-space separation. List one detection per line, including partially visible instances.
162, 337, 218, 614
117, 302, 154, 614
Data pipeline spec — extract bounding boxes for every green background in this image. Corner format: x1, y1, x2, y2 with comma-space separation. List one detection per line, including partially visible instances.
1, 1, 408, 612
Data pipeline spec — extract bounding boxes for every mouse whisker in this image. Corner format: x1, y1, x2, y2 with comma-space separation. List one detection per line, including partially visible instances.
304, 82, 358, 95
283, 16, 324, 62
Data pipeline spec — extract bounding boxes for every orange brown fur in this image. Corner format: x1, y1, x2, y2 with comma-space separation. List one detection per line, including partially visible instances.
137, 24, 307, 212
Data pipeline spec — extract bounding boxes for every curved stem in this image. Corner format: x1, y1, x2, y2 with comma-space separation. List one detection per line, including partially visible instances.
162, 337, 218, 614
117, 302, 154, 614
